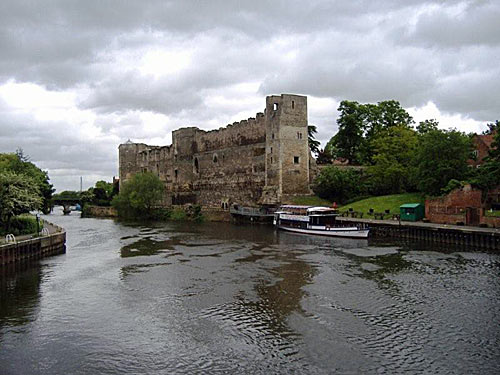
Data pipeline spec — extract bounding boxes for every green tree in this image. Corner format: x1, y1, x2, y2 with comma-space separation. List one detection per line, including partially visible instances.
316, 148, 333, 164
417, 119, 439, 134
312, 166, 364, 203
0, 171, 42, 231
328, 100, 414, 165
112, 172, 165, 218
481, 120, 499, 135
474, 126, 500, 190
367, 125, 418, 195
329, 101, 365, 164
0, 151, 54, 213
308, 124, 321, 156
361, 100, 414, 164
411, 129, 473, 195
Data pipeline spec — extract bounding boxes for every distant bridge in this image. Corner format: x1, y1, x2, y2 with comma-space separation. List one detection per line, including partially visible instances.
52, 197, 80, 215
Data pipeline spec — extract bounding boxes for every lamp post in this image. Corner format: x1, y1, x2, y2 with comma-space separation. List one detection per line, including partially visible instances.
36, 213, 40, 236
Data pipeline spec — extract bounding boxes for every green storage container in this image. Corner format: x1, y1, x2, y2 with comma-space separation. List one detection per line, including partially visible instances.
400, 203, 425, 222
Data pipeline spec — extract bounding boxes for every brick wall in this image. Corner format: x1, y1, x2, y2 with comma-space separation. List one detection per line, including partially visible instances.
425, 185, 482, 224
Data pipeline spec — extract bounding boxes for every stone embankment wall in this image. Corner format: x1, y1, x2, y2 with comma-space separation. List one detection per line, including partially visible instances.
0, 222, 66, 266
82, 205, 118, 218
119, 94, 312, 209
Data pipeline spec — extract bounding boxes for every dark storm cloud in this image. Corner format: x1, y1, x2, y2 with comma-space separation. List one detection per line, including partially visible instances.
0, 0, 498, 190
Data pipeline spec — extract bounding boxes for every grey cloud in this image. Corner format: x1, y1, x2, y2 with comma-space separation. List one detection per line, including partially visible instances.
1, 0, 499, 190
397, 1, 500, 48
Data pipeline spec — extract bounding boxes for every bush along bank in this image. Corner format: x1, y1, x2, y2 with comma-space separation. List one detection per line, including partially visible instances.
0, 214, 44, 237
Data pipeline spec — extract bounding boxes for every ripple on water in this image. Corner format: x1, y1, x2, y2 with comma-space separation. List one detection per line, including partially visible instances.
340, 246, 401, 258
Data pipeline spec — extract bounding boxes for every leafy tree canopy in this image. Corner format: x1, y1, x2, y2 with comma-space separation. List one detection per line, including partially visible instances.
0, 150, 54, 213
367, 125, 418, 195
308, 124, 320, 156
416, 119, 439, 134
312, 166, 364, 204
411, 128, 473, 196
0, 171, 42, 230
112, 172, 164, 218
473, 124, 500, 190
328, 100, 414, 165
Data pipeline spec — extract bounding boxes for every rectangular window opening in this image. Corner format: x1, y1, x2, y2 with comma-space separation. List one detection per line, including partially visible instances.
294, 156, 300, 164
273, 103, 278, 111
292, 100, 295, 109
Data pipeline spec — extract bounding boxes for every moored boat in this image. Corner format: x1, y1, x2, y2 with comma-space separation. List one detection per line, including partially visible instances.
274, 205, 369, 238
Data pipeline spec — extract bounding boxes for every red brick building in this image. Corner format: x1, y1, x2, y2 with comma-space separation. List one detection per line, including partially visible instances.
425, 184, 500, 228
468, 131, 497, 167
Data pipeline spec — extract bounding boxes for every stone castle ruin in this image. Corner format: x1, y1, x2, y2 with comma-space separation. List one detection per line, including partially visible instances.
119, 94, 315, 208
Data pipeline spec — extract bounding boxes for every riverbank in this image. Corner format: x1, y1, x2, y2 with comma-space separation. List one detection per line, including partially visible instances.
337, 216, 500, 250
0, 220, 66, 266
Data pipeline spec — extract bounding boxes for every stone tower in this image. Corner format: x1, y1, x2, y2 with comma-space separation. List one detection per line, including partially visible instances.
118, 140, 148, 191
261, 94, 310, 204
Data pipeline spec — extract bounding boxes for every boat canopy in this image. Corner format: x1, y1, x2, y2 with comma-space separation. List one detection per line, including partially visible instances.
307, 206, 336, 212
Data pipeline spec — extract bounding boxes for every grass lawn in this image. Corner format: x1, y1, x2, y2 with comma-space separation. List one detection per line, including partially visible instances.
339, 193, 426, 219
485, 210, 500, 217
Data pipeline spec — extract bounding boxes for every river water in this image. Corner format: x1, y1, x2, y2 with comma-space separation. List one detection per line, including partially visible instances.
1, 210, 499, 374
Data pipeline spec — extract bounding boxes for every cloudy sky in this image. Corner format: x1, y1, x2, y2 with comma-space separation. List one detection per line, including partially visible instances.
0, 0, 498, 192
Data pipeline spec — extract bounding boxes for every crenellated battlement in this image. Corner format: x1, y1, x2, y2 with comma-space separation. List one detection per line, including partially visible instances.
118, 94, 310, 207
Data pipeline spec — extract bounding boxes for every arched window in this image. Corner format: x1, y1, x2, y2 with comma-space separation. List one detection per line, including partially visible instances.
213, 154, 218, 163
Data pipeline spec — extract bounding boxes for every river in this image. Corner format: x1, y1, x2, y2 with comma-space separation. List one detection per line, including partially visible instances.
1, 210, 499, 374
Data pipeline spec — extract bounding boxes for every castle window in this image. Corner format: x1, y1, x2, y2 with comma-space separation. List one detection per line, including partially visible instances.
297, 132, 302, 139
294, 156, 300, 164
270, 147, 273, 153
273, 103, 278, 111
194, 157, 199, 174
174, 169, 178, 179
292, 100, 295, 109
270, 157, 273, 164
213, 154, 218, 163
272, 133, 274, 139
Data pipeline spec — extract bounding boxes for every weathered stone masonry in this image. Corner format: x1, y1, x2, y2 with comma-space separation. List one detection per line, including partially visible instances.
119, 94, 313, 208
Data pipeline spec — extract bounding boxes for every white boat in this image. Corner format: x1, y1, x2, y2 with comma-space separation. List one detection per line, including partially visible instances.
274, 205, 369, 238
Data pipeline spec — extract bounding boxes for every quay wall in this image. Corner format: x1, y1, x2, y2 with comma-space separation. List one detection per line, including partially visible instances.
336, 218, 500, 250
82, 205, 118, 218
0, 223, 66, 266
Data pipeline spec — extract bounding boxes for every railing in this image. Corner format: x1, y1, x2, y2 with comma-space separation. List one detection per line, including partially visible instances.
5, 234, 16, 243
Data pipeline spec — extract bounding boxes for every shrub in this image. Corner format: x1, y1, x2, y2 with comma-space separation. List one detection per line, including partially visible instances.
112, 172, 165, 219
170, 207, 187, 221
1, 214, 42, 236
312, 166, 365, 204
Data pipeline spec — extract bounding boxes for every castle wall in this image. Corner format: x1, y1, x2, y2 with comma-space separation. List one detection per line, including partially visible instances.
118, 94, 311, 208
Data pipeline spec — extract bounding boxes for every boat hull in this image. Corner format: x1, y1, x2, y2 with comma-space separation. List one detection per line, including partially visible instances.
278, 225, 369, 238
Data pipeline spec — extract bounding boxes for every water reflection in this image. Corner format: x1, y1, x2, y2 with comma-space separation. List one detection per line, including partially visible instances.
0, 263, 43, 329
1, 214, 499, 374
